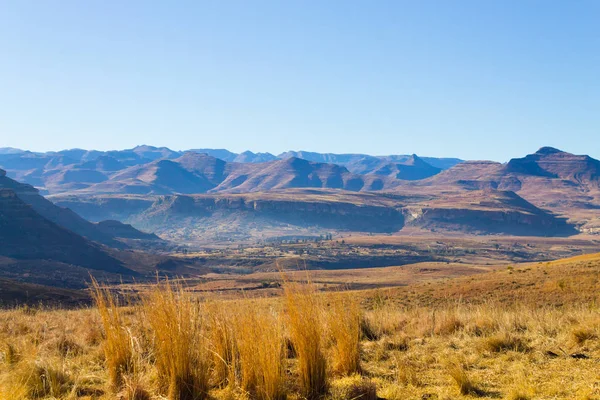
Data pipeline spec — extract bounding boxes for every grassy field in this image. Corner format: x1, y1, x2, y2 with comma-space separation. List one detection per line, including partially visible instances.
1, 254, 600, 399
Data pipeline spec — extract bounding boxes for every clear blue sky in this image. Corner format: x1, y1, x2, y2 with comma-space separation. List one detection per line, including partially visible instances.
0, 1, 598, 161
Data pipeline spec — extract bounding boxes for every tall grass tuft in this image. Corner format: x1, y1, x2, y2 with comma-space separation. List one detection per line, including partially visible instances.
448, 363, 484, 396
234, 302, 286, 400
142, 278, 209, 400
206, 302, 238, 388
327, 293, 362, 375
91, 278, 135, 391
283, 280, 328, 399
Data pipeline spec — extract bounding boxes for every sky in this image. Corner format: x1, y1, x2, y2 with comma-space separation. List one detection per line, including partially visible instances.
0, 1, 598, 162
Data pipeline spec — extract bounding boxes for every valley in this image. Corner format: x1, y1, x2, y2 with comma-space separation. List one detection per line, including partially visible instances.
1, 145, 600, 400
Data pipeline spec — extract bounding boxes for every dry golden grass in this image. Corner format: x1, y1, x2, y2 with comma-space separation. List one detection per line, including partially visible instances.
206, 302, 237, 388
141, 279, 209, 400
448, 363, 485, 396
91, 278, 135, 391
326, 292, 362, 376
233, 303, 286, 400
282, 280, 328, 399
1, 253, 600, 399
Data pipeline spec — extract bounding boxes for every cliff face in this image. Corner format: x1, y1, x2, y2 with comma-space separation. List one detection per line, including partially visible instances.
50, 188, 578, 242
505, 147, 600, 183
143, 195, 406, 232
403, 207, 576, 236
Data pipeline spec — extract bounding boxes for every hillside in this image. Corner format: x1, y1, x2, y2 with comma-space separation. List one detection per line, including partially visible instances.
0, 278, 90, 307
0, 188, 131, 275
405, 147, 600, 233
0, 169, 155, 247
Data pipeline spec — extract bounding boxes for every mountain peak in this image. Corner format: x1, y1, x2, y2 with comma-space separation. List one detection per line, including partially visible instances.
0, 168, 5, 177
535, 147, 564, 156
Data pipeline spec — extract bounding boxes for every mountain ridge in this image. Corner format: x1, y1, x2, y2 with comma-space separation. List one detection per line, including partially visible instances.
0, 146, 459, 194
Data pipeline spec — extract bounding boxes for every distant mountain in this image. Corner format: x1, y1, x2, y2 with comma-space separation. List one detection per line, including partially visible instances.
279, 150, 462, 171
233, 151, 278, 163
0, 146, 462, 194
0, 147, 24, 155
79, 155, 127, 172
419, 147, 600, 190
72, 154, 401, 194
278, 151, 372, 165
504, 146, 600, 182
95, 220, 160, 240
345, 154, 442, 180
279, 151, 452, 180
404, 147, 600, 234
130, 145, 181, 161
214, 157, 399, 192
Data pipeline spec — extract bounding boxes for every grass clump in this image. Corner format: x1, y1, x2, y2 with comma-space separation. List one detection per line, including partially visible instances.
327, 293, 362, 376
142, 278, 209, 400
283, 280, 328, 400
483, 333, 529, 353
572, 327, 597, 345
1, 342, 19, 365
434, 312, 464, 336
8, 361, 73, 399
207, 303, 238, 388
54, 335, 82, 358
91, 278, 135, 391
234, 303, 286, 400
448, 363, 485, 396
330, 375, 377, 400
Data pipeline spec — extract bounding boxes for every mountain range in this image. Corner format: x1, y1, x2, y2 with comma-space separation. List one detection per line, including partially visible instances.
18, 145, 592, 240
2, 145, 600, 244
0, 146, 461, 195
1, 144, 600, 297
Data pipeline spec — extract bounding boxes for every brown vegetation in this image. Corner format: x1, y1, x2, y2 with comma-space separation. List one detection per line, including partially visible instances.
1, 253, 600, 399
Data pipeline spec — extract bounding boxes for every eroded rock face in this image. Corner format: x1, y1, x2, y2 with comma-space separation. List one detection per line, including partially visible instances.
144, 195, 406, 232
403, 207, 576, 236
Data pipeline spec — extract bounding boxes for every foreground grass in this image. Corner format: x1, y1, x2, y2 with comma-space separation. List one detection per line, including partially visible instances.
1, 256, 600, 399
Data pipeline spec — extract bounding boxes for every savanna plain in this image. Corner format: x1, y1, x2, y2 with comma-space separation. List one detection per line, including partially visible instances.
1, 253, 599, 400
